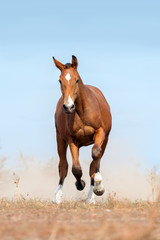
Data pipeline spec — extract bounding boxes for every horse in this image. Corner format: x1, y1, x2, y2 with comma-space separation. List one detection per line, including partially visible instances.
52, 56, 112, 204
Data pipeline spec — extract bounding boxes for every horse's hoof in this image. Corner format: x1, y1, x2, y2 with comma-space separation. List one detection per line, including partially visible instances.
93, 186, 105, 196
75, 179, 86, 191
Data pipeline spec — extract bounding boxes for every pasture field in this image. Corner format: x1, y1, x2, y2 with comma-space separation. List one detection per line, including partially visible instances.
0, 199, 160, 240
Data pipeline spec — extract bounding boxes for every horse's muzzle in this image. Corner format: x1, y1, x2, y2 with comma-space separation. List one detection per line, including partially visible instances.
63, 104, 75, 114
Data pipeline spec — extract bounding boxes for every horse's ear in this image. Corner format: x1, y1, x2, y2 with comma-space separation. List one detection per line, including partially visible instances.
72, 55, 78, 69
53, 57, 64, 71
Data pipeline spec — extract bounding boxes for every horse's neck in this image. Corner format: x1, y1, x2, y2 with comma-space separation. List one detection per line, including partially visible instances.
75, 79, 88, 116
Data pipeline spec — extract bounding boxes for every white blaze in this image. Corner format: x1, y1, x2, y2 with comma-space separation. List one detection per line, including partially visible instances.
65, 73, 71, 82
66, 95, 74, 107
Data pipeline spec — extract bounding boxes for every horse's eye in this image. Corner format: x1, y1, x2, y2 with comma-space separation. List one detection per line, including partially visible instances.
59, 79, 62, 84
76, 79, 79, 83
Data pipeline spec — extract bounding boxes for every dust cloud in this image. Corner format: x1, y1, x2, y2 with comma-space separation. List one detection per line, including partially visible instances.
0, 147, 159, 202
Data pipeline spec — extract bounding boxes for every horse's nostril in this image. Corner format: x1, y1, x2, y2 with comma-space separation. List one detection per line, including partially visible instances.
63, 104, 68, 111
63, 104, 75, 113
70, 104, 75, 110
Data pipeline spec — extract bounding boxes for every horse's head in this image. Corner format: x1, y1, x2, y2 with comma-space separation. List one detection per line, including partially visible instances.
53, 55, 80, 114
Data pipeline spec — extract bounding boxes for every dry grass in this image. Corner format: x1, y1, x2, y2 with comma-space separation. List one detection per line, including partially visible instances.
0, 155, 160, 239
0, 198, 160, 240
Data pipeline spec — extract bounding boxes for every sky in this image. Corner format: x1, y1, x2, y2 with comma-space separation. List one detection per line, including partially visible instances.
0, 0, 160, 170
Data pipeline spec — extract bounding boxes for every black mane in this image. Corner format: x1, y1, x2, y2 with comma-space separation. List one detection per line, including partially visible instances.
64, 63, 72, 69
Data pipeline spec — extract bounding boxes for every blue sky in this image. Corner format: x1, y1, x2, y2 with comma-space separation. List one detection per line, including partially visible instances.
0, 0, 160, 169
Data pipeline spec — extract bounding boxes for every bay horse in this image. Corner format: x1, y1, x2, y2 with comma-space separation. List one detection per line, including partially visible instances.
52, 56, 112, 204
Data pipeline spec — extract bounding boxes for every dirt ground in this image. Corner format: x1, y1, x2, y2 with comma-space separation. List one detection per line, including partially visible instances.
0, 199, 160, 240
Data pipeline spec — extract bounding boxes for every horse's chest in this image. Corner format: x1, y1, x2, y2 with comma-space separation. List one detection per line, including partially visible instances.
66, 114, 95, 145
73, 126, 94, 146
75, 126, 95, 138
69, 119, 94, 145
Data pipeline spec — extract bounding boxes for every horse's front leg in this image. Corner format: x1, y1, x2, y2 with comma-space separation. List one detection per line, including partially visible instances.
53, 131, 68, 204
69, 142, 85, 191
88, 128, 107, 203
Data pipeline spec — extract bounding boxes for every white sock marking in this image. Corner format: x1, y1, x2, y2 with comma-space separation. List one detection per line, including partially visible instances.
53, 184, 63, 204
94, 172, 102, 182
88, 186, 95, 204
94, 172, 104, 195
65, 73, 71, 82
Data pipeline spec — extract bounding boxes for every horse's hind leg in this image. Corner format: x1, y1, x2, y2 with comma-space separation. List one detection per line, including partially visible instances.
69, 142, 85, 191
53, 131, 68, 204
88, 134, 108, 203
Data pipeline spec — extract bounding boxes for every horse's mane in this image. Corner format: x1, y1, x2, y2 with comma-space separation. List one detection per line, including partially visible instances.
64, 63, 72, 69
